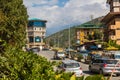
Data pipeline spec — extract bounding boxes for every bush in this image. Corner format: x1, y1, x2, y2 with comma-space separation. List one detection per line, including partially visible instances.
85, 75, 106, 80
0, 46, 56, 80
77, 54, 83, 62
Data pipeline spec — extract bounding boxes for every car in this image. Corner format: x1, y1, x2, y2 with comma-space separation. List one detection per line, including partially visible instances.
28, 47, 40, 54
57, 60, 83, 77
53, 51, 66, 60
89, 58, 120, 76
42, 48, 49, 51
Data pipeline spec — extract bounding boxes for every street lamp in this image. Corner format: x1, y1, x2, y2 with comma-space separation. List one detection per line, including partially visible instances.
68, 25, 71, 58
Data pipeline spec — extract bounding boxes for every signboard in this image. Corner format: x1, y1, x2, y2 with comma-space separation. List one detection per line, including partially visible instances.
35, 36, 41, 42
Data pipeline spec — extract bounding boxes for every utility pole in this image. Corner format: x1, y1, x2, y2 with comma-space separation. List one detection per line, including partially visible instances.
69, 25, 71, 58
90, 14, 94, 24
57, 32, 59, 48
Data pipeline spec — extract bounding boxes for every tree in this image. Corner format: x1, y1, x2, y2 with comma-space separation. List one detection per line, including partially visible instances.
0, 0, 28, 49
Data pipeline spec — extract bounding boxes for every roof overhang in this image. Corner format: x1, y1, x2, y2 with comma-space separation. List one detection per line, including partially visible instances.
107, 0, 112, 4
101, 12, 120, 23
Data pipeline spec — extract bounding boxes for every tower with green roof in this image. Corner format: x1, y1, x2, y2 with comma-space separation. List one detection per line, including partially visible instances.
26, 18, 47, 49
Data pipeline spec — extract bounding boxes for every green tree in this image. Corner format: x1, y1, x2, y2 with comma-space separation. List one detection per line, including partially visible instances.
0, 0, 28, 49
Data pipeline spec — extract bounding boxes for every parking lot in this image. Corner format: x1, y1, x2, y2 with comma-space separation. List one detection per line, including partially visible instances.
38, 51, 120, 80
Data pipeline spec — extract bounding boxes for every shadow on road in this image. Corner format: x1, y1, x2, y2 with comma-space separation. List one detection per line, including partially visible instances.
83, 71, 94, 75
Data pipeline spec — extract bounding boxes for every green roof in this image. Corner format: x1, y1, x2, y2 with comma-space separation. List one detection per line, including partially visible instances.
28, 18, 47, 22
28, 18, 41, 20
76, 23, 103, 29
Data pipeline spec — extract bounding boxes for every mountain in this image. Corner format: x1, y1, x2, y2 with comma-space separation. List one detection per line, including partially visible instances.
45, 16, 104, 48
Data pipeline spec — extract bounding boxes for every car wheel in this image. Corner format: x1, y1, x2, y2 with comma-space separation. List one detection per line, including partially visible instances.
89, 66, 92, 72
99, 69, 104, 75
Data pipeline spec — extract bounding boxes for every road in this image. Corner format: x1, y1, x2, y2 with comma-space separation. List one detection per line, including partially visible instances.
38, 50, 120, 80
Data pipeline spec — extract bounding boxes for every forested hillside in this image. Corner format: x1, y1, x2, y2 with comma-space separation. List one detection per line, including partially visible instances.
45, 16, 104, 48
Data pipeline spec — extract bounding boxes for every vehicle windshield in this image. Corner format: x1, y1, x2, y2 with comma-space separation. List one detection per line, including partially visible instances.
115, 55, 120, 59
104, 60, 118, 64
58, 52, 64, 54
64, 63, 80, 68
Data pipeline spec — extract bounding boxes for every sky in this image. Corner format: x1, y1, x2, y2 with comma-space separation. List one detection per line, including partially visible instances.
23, 0, 109, 36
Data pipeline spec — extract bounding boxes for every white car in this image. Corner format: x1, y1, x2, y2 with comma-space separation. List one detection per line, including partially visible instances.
54, 51, 66, 60
57, 60, 83, 77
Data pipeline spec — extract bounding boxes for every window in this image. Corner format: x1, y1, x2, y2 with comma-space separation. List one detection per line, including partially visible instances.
104, 60, 118, 64
64, 63, 80, 68
113, 0, 120, 6
114, 7, 120, 12
28, 32, 33, 35
29, 37, 33, 43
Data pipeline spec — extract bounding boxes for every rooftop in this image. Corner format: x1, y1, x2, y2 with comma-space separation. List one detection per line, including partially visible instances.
76, 23, 103, 29
28, 18, 47, 22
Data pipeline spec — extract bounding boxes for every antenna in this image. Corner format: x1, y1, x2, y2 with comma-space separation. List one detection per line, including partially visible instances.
90, 14, 94, 24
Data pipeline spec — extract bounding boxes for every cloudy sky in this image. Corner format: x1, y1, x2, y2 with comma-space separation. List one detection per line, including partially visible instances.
23, 0, 109, 36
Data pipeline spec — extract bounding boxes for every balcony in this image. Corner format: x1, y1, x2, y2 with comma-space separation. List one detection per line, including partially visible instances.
109, 35, 116, 40
28, 32, 34, 36
109, 25, 116, 29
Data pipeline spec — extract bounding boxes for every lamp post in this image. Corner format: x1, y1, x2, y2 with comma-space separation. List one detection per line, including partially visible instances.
68, 25, 71, 58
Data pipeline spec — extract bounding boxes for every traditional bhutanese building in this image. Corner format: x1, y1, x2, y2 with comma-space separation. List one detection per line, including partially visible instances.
75, 22, 103, 51
26, 18, 47, 49
76, 23, 103, 45
102, 0, 120, 45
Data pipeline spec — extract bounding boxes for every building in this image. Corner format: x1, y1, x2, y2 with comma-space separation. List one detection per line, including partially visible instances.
76, 23, 103, 45
75, 23, 103, 51
26, 18, 47, 49
102, 0, 120, 45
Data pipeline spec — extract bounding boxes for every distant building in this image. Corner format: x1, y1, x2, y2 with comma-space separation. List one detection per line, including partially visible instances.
76, 23, 103, 45
26, 18, 47, 49
102, 0, 120, 45
74, 23, 103, 51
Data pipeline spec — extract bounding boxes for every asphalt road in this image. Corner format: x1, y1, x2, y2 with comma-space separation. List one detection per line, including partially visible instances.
38, 50, 120, 80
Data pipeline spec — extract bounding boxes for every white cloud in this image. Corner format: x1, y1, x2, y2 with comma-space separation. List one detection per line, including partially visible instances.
23, 0, 109, 35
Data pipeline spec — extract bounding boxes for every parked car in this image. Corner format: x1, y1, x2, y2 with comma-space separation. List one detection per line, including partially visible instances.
89, 58, 120, 76
57, 60, 83, 77
53, 51, 66, 60
42, 48, 49, 51
28, 47, 40, 54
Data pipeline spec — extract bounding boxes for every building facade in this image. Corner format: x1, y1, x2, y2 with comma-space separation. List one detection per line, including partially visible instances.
26, 18, 47, 49
76, 24, 103, 45
102, 0, 120, 45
